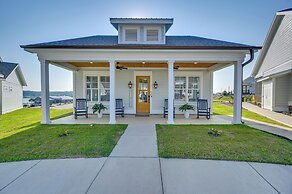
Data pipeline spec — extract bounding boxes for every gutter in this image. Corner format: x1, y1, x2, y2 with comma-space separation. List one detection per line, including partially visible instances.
243, 49, 255, 67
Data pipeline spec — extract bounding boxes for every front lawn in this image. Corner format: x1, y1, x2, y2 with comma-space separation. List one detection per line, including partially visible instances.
0, 108, 72, 139
213, 102, 291, 128
157, 124, 292, 164
0, 124, 127, 162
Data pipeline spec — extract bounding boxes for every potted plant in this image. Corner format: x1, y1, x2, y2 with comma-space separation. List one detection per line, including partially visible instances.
92, 103, 107, 118
179, 103, 194, 118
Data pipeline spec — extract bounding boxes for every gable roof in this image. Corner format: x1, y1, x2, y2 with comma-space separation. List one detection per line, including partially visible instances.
0, 62, 18, 79
252, 8, 292, 77
21, 35, 260, 50
0, 62, 27, 86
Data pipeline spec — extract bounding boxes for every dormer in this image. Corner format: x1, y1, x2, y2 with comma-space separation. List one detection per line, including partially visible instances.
110, 18, 173, 44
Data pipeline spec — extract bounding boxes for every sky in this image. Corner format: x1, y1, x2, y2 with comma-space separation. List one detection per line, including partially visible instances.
0, 0, 291, 92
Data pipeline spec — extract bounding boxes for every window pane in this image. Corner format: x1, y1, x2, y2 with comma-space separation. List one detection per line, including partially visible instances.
86, 83, 91, 89
100, 89, 110, 101
175, 77, 186, 101
188, 77, 200, 101
188, 90, 200, 102
91, 83, 98, 88
86, 89, 91, 101
92, 89, 98, 101
147, 30, 159, 41
125, 29, 138, 41
175, 77, 186, 89
92, 76, 98, 83
100, 76, 110, 89
175, 89, 186, 101
189, 77, 199, 89
86, 76, 91, 82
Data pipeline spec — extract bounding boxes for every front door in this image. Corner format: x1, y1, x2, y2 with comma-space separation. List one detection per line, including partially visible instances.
136, 76, 150, 114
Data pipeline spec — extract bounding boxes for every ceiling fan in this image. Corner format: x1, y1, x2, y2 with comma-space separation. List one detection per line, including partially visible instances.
115, 62, 128, 70
174, 65, 179, 70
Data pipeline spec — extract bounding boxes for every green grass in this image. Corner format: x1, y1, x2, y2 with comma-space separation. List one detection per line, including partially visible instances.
0, 124, 127, 162
0, 108, 72, 139
213, 102, 291, 128
156, 124, 292, 164
213, 95, 233, 102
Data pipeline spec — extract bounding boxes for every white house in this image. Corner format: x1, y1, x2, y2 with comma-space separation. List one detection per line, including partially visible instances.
21, 18, 259, 124
252, 8, 292, 112
0, 60, 27, 114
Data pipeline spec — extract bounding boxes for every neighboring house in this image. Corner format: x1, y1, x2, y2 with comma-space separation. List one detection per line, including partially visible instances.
242, 76, 255, 95
252, 8, 292, 112
21, 18, 260, 124
0, 60, 27, 114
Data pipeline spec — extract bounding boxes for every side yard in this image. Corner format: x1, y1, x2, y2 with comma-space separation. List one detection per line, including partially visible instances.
213, 102, 291, 129
0, 108, 72, 139
157, 124, 292, 165
0, 108, 127, 162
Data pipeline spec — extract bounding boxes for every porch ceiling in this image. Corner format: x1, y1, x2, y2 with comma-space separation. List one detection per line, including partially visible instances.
67, 61, 218, 68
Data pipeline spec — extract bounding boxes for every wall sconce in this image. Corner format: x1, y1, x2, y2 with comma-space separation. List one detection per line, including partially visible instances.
128, 81, 133, 89
153, 81, 158, 89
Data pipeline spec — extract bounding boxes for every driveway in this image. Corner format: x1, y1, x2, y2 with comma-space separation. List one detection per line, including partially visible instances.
1, 124, 292, 194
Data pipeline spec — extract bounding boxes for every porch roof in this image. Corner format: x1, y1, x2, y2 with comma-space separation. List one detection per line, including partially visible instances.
21, 35, 261, 50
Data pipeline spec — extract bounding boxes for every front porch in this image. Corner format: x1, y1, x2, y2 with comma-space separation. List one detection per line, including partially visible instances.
26, 48, 249, 125
52, 114, 232, 125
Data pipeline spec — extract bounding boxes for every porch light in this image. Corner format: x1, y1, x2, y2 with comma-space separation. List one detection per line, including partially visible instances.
128, 81, 133, 89
153, 81, 158, 89
142, 61, 145, 64
90, 61, 93, 64
194, 62, 198, 64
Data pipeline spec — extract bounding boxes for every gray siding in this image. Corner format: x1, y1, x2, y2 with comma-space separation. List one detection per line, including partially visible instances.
274, 73, 290, 112
258, 15, 292, 75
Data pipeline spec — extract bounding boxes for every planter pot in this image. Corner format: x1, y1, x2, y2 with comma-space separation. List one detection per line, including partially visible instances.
97, 112, 103, 119
184, 111, 190, 119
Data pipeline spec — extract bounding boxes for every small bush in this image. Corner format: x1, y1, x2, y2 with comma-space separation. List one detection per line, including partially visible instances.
58, 130, 71, 137
208, 128, 222, 137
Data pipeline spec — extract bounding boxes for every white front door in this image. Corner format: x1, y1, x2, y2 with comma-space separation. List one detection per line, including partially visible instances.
263, 80, 273, 110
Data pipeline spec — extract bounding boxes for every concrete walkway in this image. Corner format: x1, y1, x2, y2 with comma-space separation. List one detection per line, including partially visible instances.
1, 124, 292, 194
243, 102, 292, 127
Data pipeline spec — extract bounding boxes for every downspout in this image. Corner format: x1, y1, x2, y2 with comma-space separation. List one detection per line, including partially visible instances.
243, 49, 255, 67
241, 49, 255, 123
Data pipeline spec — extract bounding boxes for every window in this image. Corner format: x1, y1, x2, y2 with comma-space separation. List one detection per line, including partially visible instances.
175, 76, 200, 102
125, 29, 138, 41
146, 29, 159, 41
188, 77, 200, 102
86, 76, 110, 102
100, 76, 110, 101
175, 77, 186, 101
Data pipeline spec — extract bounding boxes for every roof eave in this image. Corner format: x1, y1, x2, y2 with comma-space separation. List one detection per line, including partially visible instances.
251, 13, 284, 77
21, 45, 261, 50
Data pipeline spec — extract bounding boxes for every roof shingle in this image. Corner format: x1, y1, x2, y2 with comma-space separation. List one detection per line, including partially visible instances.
21, 35, 260, 50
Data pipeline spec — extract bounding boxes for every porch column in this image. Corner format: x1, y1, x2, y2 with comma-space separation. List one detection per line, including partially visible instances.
167, 60, 174, 124
39, 59, 50, 124
109, 60, 116, 124
233, 60, 243, 124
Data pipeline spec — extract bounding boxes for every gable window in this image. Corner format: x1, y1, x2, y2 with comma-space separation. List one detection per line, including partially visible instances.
146, 29, 159, 41
175, 76, 200, 102
86, 76, 110, 102
125, 29, 138, 41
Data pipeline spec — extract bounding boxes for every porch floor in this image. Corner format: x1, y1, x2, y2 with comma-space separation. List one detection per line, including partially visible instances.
51, 114, 232, 125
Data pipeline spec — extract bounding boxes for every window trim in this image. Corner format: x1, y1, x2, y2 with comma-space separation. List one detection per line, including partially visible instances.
83, 71, 110, 103
122, 26, 140, 43
174, 72, 203, 104
144, 26, 161, 43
